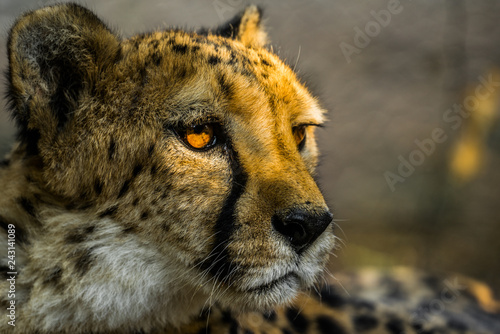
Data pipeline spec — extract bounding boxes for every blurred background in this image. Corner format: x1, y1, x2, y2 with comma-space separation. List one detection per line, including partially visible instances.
1, 1, 499, 291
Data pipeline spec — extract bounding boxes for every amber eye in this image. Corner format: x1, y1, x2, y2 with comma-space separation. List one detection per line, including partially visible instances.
173, 123, 223, 151
293, 125, 307, 149
183, 124, 215, 150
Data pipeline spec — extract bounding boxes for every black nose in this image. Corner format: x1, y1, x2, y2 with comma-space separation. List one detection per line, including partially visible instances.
272, 208, 333, 253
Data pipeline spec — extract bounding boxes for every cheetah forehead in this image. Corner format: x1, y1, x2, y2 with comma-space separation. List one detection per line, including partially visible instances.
117, 29, 325, 126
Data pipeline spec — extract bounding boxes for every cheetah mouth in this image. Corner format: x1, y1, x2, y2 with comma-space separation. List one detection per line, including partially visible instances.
243, 272, 299, 294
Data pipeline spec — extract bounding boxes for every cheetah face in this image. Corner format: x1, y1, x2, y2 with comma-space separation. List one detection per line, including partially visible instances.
7, 4, 334, 313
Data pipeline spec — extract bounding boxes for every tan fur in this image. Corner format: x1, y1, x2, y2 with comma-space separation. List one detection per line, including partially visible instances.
1, 3, 499, 334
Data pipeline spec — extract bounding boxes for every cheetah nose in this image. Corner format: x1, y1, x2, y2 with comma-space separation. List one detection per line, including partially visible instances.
272, 208, 333, 253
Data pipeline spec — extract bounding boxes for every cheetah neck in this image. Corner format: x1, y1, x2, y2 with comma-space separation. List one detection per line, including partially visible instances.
0, 152, 209, 332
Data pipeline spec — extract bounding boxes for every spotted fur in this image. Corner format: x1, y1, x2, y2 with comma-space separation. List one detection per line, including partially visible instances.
0, 3, 499, 334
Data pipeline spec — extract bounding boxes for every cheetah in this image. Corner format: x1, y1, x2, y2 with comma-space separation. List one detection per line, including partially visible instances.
0, 3, 499, 333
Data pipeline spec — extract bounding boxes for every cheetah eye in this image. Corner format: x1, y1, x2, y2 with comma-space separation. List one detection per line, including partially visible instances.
292, 125, 307, 150
174, 123, 222, 151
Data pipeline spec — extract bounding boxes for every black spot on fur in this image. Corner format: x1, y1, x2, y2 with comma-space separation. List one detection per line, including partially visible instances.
353, 315, 379, 331
140, 211, 149, 220
0, 159, 10, 167
191, 45, 200, 53
108, 138, 116, 160
228, 53, 238, 66
0, 265, 10, 279
411, 322, 423, 331
263, 310, 277, 322
229, 321, 239, 334
261, 59, 271, 67
118, 180, 131, 198
99, 205, 118, 218
281, 329, 293, 334
73, 247, 97, 277
208, 56, 221, 65
66, 201, 92, 211
172, 44, 188, 54
422, 275, 441, 291
41, 266, 63, 289
148, 143, 156, 156
353, 299, 376, 311
94, 179, 103, 195
18, 197, 36, 217
286, 308, 309, 333
217, 74, 233, 98
122, 226, 136, 234
132, 198, 139, 206
318, 286, 347, 308
65, 225, 95, 244
132, 164, 144, 177
177, 66, 187, 79
0, 216, 12, 232
65, 231, 85, 244
139, 67, 148, 86
85, 225, 95, 234
150, 164, 158, 176
151, 52, 162, 66
316, 316, 347, 334
381, 275, 405, 299
386, 318, 405, 334
221, 310, 234, 323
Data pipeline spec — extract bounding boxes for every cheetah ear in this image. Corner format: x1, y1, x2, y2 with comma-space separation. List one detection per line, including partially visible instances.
7, 3, 121, 154
214, 5, 268, 48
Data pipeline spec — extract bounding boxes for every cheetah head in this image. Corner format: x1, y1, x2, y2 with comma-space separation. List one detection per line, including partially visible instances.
7, 3, 334, 326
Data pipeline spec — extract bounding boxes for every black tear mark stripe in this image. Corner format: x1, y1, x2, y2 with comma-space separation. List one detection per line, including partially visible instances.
200, 144, 248, 280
